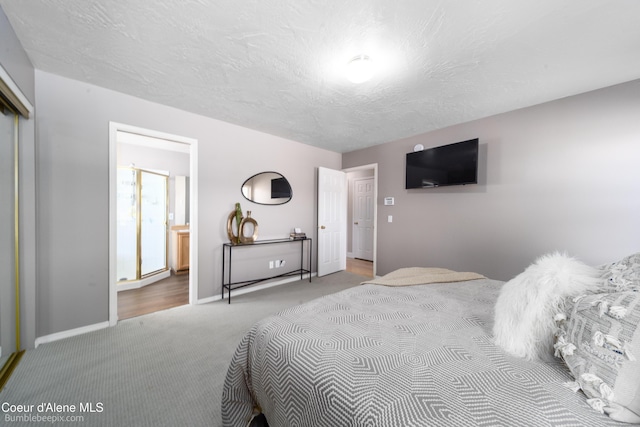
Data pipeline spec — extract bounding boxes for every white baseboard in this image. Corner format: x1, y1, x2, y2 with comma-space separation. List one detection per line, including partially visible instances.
35, 273, 319, 346
198, 272, 317, 304
35, 321, 110, 348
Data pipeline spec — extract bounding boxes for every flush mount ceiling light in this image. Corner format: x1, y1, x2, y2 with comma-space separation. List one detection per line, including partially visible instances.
346, 55, 374, 83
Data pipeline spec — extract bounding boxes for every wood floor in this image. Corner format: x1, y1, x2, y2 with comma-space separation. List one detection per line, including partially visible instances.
118, 273, 189, 320
347, 257, 374, 278
118, 258, 373, 320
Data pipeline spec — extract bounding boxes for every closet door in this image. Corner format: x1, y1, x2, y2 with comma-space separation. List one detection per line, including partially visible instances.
0, 109, 17, 373
0, 69, 31, 389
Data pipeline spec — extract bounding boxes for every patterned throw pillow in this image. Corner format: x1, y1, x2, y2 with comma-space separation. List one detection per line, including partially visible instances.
599, 252, 640, 292
555, 291, 640, 423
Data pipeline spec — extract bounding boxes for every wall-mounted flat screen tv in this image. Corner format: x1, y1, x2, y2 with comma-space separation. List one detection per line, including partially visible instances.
405, 138, 479, 189
271, 177, 292, 199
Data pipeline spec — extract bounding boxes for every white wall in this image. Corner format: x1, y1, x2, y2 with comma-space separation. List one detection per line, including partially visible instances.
34, 70, 341, 338
343, 79, 640, 281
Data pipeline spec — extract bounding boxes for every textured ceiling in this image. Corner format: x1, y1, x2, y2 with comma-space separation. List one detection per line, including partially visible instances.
2, 0, 640, 153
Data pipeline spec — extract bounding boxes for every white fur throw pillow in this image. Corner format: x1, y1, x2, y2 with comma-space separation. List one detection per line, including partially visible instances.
493, 252, 601, 361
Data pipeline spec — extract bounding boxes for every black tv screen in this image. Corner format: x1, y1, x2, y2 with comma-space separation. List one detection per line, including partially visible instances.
406, 138, 478, 189
271, 177, 292, 199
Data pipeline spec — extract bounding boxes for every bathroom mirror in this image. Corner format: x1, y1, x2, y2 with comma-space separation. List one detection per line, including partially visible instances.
242, 172, 292, 205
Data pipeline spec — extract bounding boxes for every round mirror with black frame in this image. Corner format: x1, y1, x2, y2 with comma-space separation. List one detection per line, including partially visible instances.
241, 172, 292, 205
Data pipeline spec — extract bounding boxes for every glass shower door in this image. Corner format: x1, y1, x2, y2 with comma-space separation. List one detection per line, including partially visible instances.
140, 171, 168, 276
116, 168, 138, 281
116, 168, 168, 282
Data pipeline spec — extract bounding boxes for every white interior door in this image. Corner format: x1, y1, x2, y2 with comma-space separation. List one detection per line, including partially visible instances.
353, 177, 374, 261
317, 167, 347, 277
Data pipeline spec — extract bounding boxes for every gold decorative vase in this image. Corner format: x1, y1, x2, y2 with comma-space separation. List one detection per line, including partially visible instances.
226, 204, 258, 244
226, 211, 242, 244
239, 211, 259, 243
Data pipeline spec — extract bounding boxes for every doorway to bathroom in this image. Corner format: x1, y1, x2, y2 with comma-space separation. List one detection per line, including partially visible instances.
109, 123, 198, 324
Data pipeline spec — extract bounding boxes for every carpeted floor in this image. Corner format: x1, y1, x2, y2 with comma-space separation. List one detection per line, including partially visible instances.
1, 271, 366, 426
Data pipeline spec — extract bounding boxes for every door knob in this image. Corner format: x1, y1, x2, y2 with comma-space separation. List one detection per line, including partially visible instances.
354, 222, 359, 225
320, 225, 326, 229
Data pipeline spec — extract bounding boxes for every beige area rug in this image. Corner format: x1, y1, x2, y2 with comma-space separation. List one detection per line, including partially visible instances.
361, 267, 486, 287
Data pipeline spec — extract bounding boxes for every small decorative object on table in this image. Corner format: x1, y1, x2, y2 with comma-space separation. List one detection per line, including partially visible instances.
239, 211, 259, 243
290, 227, 306, 240
226, 202, 243, 244
226, 203, 259, 244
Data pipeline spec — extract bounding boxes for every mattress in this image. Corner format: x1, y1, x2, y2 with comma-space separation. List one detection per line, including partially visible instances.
222, 279, 623, 426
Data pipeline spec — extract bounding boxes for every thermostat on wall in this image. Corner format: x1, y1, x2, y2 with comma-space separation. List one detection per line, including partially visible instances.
384, 197, 395, 206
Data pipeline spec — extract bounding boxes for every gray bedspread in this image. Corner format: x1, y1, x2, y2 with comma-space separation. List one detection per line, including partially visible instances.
222, 279, 622, 426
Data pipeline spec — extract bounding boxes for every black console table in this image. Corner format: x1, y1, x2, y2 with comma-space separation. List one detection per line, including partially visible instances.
221, 238, 312, 303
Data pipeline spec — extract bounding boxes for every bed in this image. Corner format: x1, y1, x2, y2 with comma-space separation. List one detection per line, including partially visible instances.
221, 267, 635, 426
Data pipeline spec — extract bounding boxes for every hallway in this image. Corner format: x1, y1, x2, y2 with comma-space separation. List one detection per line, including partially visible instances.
347, 257, 374, 278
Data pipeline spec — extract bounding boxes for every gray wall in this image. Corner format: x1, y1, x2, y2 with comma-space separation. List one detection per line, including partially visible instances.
35, 70, 341, 338
343, 79, 640, 281
0, 5, 36, 351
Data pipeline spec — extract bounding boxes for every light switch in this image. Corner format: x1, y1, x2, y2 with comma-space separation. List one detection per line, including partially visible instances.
388, 215, 393, 223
